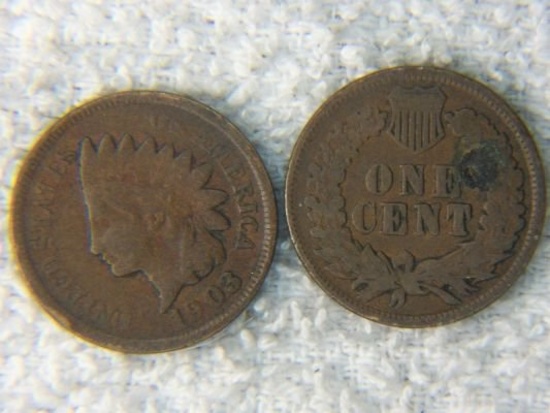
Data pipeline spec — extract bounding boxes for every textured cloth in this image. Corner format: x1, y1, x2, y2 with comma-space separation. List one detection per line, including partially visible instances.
1, 1, 549, 412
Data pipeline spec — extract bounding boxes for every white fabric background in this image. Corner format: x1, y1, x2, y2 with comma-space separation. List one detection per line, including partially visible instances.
1, 1, 549, 412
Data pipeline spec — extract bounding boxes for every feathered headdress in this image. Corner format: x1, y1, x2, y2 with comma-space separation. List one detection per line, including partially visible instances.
79, 134, 229, 232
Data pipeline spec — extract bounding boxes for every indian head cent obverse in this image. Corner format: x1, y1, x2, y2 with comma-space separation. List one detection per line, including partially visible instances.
12, 91, 276, 352
286, 67, 545, 327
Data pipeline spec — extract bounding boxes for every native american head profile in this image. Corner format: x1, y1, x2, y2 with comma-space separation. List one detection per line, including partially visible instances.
79, 135, 229, 313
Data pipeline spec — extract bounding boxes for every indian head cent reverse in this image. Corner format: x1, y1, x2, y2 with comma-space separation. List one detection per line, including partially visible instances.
286, 67, 545, 327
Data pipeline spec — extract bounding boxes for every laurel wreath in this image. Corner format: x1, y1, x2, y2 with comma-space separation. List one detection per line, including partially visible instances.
305, 108, 525, 309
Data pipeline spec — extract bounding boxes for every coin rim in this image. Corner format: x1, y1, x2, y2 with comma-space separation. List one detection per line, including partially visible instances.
285, 66, 546, 327
11, 91, 277, 352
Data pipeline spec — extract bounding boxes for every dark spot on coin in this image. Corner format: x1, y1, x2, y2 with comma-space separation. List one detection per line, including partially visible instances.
458, 141, 502, 191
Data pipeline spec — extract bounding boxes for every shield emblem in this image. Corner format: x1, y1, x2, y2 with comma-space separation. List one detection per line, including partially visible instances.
387, 86, 446, 153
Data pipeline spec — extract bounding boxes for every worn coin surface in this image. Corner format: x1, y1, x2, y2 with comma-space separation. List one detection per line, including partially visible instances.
12, 91, 276, 352
286, 67, 545, 327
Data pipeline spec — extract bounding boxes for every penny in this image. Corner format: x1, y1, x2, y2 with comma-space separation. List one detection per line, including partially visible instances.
286, 67, 545, 327
11, 91, 276, 352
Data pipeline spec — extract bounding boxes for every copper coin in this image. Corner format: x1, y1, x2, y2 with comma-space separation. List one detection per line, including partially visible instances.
286, 67, 545, 327
11, 91, 276, 352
